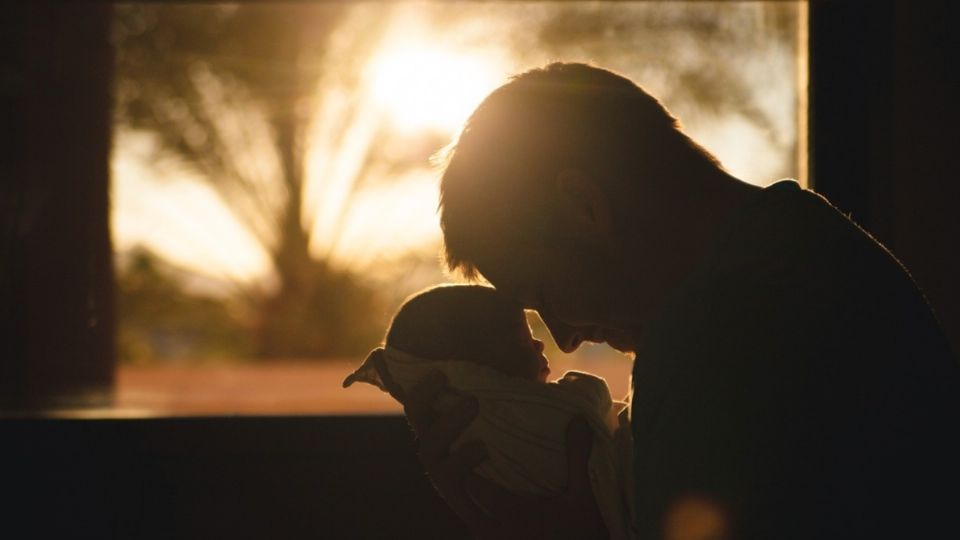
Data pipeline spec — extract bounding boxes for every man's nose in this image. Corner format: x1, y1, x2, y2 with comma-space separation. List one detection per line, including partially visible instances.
540, 310, 583, 353
533, 339, 545, 354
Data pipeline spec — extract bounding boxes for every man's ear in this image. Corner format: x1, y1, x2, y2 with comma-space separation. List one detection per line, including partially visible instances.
554, 169, 615, 236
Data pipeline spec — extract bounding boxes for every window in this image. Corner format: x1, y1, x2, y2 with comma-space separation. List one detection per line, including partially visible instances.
16, 1, 809, 415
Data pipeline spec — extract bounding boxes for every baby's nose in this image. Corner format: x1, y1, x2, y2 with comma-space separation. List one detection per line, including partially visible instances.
534, 339, 545, 353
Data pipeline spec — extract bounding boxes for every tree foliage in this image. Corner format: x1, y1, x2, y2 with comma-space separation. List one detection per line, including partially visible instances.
112, 4, 390, 359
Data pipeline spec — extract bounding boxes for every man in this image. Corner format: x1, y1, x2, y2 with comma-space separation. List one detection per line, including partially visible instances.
399, 63, 960, 539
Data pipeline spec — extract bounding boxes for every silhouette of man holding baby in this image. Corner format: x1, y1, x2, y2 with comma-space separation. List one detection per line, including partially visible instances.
386, 63, 960, 539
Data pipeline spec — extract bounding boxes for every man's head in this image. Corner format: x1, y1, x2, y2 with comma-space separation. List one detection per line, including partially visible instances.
438, 62, 732, 352
386, 284, 550, 382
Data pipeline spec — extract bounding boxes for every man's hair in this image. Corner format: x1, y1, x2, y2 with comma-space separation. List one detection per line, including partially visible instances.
438, 62, 723, 280
385, 284, 520, 364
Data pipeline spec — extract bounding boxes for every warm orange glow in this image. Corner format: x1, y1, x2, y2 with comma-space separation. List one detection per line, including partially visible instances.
664, 495, 729, 540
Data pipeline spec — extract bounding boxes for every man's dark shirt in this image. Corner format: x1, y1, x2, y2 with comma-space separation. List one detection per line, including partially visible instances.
630, 180, 960, 539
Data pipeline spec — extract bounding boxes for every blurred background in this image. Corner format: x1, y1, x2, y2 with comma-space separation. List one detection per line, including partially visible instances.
9, 1, 960, 537
108, 2, 806, 414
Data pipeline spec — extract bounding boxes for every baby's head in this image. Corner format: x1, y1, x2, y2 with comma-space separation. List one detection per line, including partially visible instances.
385, 284, 550, 382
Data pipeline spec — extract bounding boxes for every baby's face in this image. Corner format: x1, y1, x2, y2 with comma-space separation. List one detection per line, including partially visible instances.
484, 313, 551, 383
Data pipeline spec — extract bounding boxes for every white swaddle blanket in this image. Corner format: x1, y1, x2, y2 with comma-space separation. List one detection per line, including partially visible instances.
343, 346, 636, 539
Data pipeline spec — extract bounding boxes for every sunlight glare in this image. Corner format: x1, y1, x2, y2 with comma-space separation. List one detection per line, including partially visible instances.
111, 135, 272, 286
326, 171, 441, 268
367, 45, 504, 133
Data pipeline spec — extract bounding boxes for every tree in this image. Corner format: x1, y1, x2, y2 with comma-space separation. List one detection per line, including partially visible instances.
112, 4, 393, 358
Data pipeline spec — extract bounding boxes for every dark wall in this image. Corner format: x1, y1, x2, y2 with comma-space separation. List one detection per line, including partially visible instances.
889, 1, 960, 355
811, 0, 960, 353
1, 4, 115, 408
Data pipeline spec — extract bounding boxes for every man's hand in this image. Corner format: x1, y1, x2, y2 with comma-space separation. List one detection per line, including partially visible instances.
376, 358, 608, 539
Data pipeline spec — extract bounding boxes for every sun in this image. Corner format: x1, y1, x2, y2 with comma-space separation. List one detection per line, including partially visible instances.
366, 44, 505, 134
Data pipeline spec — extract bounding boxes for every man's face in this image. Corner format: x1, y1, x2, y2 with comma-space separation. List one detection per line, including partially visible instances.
476, 239, 638, 354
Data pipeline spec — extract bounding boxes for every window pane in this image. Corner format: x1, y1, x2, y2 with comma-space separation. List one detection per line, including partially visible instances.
109, 1, 806, 415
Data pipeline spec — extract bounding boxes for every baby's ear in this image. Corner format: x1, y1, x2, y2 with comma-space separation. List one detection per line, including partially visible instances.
342, 348, 387, 390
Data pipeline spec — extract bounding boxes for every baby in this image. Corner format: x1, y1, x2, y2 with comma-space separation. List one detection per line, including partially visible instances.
343, 284, 635, 539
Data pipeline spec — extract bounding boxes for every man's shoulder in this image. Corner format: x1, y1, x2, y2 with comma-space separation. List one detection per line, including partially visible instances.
632, 177, 956, 402
713, 180, 879, 273
700, 180, 930, 319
